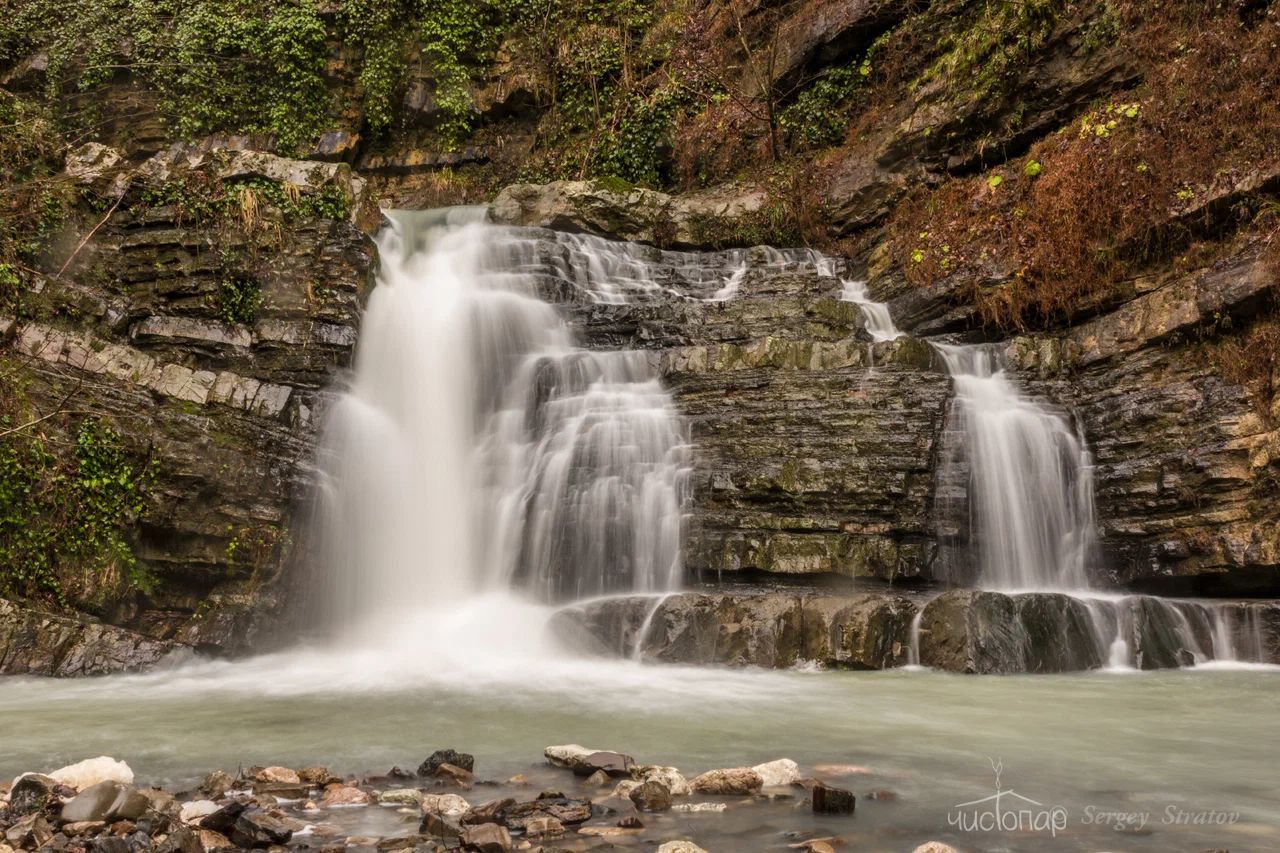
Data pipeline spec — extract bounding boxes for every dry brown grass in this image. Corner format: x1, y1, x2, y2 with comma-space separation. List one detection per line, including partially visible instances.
886, 2, 1280, 330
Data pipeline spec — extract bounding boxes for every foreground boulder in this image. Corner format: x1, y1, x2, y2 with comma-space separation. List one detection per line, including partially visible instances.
8, 775, 57, 816
60, 781, 149, 823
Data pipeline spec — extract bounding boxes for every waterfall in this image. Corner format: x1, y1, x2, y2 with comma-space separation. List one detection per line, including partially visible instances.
932, 343, 1096, 591
826, 280, 1264, 670
312, 209, 698, 637
840, 279, 903, 342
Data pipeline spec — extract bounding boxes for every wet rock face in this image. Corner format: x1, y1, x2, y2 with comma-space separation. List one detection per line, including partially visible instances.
5, 147, 375, 654
557, 591, 918, 669
993, 247, 1280, 596
567, 254, 950, 584
562, 590, 1280, 672
491, 180, 768, 248
0, 599, 180, 676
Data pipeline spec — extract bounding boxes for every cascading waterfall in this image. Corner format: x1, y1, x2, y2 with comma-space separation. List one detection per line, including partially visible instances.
932, 343, 1096, 592
314, 209, 704, 638
312, 210, 826, 642
836, 279, 1261, 670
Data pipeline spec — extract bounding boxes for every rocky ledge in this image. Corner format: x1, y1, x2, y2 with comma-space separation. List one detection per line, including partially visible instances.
0, 599, 186, 677
555, 590, 1280, 674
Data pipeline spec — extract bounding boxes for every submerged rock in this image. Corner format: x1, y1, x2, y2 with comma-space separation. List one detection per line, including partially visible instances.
656, 842, 709, 853
811, 782, 856, 815
671, 802, 726, 813
689, 768, 763, 795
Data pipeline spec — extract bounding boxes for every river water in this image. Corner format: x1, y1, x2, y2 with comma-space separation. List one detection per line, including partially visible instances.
1, 631, 1276, 851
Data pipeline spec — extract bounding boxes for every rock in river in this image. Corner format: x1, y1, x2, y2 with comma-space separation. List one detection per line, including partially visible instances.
460, 822, 511, 853
631, 765, 691, 796
690, 767, 763, 795
421, 793, 470, 817
253, 767, 300, 785
60, 781, 149, 823
498, 798, 592, 832
629, 780, 672, 812
752, 758, 800, 787
418, 749, 475, 776
229, 812, 293, 848
50, 758, 134, 791
811, 782, 856, 815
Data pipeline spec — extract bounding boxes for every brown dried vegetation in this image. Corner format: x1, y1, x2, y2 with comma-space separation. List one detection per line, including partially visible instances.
887, 1, 1280, 330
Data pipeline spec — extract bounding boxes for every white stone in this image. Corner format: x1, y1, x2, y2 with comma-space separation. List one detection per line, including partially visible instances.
656, 842, 709, 853
255, 766, 300, 785
420, 793, 470, 817
179, 801, 220, 823
544, 744, 600, 768
49, 757, 133, 791
670, 802, 727, 814
912, 844, 960, 853
132, 316, 251, 349
377, 789, 422, 806
751, 758, 800, 788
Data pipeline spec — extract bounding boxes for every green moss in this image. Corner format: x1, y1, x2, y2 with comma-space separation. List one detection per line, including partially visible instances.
592, 175, 637, 194
0, 413, 155, 606
217, 273, 263, 326
915, 0, 1066, 101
